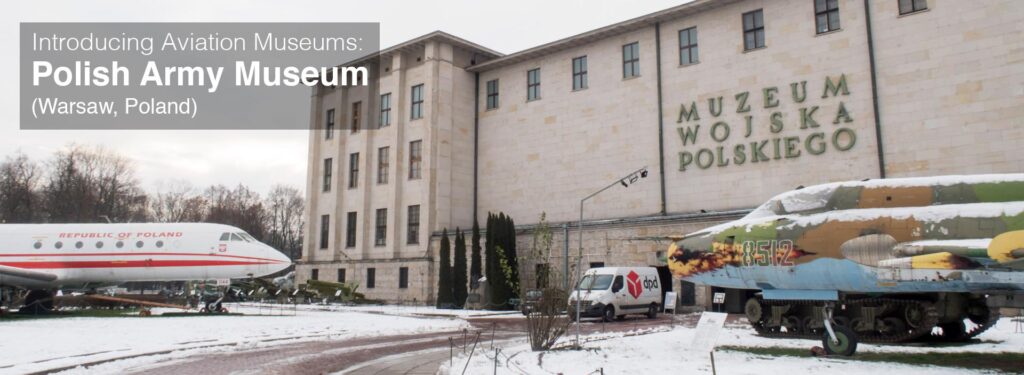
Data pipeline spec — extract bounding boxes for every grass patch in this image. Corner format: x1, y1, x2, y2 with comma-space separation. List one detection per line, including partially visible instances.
0, 308, 141, 320
720, 345, 1024, 373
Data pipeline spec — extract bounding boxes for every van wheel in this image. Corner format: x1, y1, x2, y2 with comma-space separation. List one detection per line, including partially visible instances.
602, 305, 616, 322
647, 304, 658, 319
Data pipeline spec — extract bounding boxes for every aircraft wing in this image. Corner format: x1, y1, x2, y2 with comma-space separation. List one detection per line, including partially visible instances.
0, 264, 58, 282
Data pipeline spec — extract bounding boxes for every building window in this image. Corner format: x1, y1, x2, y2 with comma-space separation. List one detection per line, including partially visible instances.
346, 211, 357, 248
572, 56, 588, 90
375, 208, 387, 246
622, 42, 640, 78
589, 262, 605, 269
898, 0, 927, 15
485, 79, 499, 110
407, 205, 420, 245
337, 268, 346, 283
410, 84, 424, 120
743, 9, 766, 50
399, 267, 409, 289
527, 68, 541, 101
815, 0, 840, 34
319, 215, 329, 249
323, 158, 332, 192
377, 146, 389, 184
349, 152, 359, 188
325, 109, 335, 140
351, 101, 362, 132
311, 269, 319, 281
366, 268, 376, 289
379, 93, 391, 128
679, 27, 699, 65
408, 140, 422, 180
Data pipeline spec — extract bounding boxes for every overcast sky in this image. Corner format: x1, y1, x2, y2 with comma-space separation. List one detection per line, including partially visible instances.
5, 0, 688, 195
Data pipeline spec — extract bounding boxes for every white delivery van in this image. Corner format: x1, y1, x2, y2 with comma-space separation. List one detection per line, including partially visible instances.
568, 267, 662, 322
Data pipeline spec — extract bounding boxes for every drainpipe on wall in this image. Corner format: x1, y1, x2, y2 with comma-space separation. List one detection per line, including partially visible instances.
863, 0, 887, 178
473, 72, 480, 220
655, 22, 668, 215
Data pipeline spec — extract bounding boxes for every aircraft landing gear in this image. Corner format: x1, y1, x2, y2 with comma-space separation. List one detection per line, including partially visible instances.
19, 290, 55, 314
822, 303, 858, 356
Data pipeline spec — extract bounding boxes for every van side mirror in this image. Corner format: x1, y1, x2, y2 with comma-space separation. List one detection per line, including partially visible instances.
611, 276, 624, 293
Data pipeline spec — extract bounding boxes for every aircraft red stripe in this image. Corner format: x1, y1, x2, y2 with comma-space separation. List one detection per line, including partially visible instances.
0, 260, 275, 269
0, 252, 283, 263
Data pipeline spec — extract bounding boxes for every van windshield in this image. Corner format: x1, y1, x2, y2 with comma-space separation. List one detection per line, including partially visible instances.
576, 274, 614, 291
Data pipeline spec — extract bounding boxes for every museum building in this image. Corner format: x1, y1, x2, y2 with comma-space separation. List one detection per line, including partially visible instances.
295, 0, 1024, 309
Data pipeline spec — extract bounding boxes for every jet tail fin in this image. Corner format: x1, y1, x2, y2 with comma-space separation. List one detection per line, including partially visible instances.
0, 264, 58, 282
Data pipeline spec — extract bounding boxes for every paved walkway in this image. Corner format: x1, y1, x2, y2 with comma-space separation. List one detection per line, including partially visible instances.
115, 314, 693, 375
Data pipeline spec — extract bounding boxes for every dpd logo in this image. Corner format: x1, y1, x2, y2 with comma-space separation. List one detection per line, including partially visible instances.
626, 271, 642, 299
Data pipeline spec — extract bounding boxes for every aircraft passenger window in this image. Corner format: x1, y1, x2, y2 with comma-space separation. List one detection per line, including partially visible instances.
75, 241, 84, 249
33, 241, 42, 249
136, 241, 144, 248
220, 233, 231, 241
116, 241, 124, 248
96, 241, 104, 249
55, 241, 63, 249
156, 240, 164, 248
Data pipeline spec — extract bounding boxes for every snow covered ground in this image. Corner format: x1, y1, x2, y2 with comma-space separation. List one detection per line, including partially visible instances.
444, 316, 1024, 374
0, 303, 469, 375
294, 303, 523, 318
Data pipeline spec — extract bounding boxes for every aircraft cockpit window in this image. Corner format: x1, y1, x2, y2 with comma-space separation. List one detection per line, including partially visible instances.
220, 233, 231, 241
33, 241, 42, 250
237, 233, 255, 242
230, 233, 245, 242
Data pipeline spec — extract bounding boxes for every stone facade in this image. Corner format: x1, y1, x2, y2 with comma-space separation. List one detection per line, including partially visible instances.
297, 0, 1024, 307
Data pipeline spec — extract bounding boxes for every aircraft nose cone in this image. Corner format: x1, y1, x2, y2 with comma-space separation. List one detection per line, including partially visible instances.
264, 246, 292, 273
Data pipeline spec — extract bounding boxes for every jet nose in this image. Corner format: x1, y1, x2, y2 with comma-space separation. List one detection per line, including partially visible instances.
261, 245, 293, 274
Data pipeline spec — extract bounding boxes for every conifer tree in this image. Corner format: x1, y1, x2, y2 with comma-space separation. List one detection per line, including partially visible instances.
452, 228, 468, 308
470, 219, 482, 288
436, 228, 454, 309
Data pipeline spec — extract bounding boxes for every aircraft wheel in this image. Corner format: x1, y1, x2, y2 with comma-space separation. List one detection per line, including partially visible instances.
822, 324, 858, 356
647, 304, 658, 319
602, 305, 616, 322
744, 298, 763, 324
782, 315, 804, 334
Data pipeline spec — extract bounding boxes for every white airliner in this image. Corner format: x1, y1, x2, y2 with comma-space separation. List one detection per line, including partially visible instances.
0, 223, 292, 292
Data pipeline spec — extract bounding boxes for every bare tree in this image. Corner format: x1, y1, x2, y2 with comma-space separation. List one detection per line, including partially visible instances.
151, 180, 207, 222
205, 184, 268, 240
265, 185, 304, 259
41, 144, 148, 223
521, 212, 578, 351
0, 152, 42, 223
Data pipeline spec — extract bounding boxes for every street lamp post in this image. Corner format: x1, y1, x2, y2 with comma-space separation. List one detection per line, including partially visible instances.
573, 166, 649, 347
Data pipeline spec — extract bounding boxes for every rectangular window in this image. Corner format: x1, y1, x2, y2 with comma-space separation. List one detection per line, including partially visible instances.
322, 158, 332, 192
399, 267, 409, 289
898, 0, 927, 15
622, 42, 640, 78
572, 56, 588, 90
527, 68, 541, 101
377, 146, 389, 184
311, 269, 319, 281
348, 153, 359, 188
589, 262, 605, 269
346, 211, 357, 248
375, 208, 387, 246
410, 84, 424, 120
379, 93, 391, 128
325, 109, 335, 140
815, 0, 840, 34
485, 79, 499, 110
743, 9, 766, 50
679, 27, 699, 65
319, 215, 330, 249
337, 268, 346, 283
366, 268, 376, 289
408, 140, 422, 180
351, 101, 362, 132
407, 205, 420, 245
